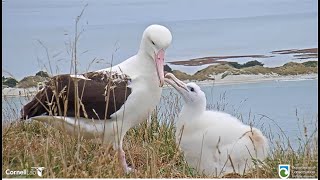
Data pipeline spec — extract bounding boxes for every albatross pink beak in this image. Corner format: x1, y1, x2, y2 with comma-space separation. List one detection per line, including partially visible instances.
155, 49, 165, 87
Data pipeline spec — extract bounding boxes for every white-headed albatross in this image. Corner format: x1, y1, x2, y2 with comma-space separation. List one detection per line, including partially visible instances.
20, 24, 172, 173
164, 73, 269, 177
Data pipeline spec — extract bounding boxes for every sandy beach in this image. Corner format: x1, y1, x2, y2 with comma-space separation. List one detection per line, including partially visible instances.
162, 73, 318, 89
2, 87, 38, 97
195, 73, 318, 86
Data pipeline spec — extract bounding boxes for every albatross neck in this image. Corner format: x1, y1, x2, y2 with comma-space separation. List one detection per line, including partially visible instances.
130, 51, 158, 77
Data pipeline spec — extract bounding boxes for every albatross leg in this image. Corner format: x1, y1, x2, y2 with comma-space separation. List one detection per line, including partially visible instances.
118, 148, 133, 174
115, 134, 135, 174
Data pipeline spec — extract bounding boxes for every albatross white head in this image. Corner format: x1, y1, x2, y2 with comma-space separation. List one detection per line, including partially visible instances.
139, 24, 172, 87
165, 73, 206, 111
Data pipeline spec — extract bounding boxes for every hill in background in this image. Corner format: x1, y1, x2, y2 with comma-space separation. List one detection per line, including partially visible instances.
171, 61, 318, 81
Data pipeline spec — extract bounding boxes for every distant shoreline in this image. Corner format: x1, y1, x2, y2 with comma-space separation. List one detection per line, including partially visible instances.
162, 73, 318, 88
169, 73, 318, 89
3, 74, 318, 97
2, 87, 38, 98
168, 48, 318, 66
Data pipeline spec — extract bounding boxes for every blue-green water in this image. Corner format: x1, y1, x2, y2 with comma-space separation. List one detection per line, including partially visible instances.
2, 79, 318, 149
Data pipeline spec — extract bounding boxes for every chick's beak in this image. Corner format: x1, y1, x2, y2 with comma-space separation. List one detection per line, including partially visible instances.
164, 73, 189, 92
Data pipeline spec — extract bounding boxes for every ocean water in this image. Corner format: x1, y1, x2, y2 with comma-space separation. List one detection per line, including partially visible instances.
3, 79, 318, 149
2, 0, 318, 79
159, 79, 318, 149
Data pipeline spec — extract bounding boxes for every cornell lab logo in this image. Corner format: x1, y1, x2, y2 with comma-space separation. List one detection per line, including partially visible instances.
278, 164, 290, 179
5, 167, 45, 177
32, 167, 45, 177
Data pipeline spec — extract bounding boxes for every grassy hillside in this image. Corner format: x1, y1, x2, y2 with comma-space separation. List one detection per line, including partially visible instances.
16, 76, 49, 88
172, 61, 318, 81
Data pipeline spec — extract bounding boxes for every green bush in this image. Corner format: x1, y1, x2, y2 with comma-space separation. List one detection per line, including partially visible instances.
35, 71, 49, 77
302, 61, 318, 67
228, 60, 264, 69
242, 60, 264, 68
3, 77, 18, 87
164, 64, 173, 73
227, 62, 242, 69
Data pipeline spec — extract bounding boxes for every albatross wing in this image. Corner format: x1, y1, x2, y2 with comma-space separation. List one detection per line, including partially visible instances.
21, 71, 132, 120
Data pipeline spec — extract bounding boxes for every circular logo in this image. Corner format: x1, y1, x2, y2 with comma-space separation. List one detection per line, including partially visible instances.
279, 165, 290, 179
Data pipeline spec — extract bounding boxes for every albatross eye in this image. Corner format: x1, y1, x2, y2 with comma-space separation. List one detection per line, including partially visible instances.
190, 87, 195, 92
151, 41, 155, 45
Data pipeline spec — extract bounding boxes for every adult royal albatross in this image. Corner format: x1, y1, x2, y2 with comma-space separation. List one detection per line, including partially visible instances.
164, 73, 269, 177
20, 24, 172, 173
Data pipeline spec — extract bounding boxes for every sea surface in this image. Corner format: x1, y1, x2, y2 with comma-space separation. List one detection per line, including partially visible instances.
3, 79, 318, 150
2, 0, 318, 79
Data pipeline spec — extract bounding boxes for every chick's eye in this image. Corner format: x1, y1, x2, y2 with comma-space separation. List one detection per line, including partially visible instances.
190, 87, 195, 92
151, 41, 155, 45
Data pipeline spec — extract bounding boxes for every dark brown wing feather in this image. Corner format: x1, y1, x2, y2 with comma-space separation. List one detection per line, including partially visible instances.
20, 71, 132, 120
